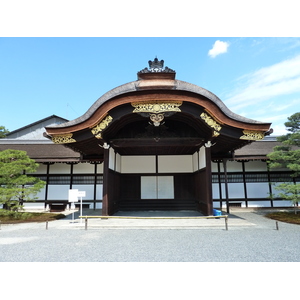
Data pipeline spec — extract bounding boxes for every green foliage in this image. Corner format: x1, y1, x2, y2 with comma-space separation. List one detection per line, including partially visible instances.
267, 113, 300, 208
0, 149, 45, 211
0, 126, 9, 138
273, 182, 300, 205
268, 112, 300, 174
0, 209, 66, 223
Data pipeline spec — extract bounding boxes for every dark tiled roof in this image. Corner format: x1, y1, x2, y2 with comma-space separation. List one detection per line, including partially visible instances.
234, 140, 280, 160
0, 143, 80, 162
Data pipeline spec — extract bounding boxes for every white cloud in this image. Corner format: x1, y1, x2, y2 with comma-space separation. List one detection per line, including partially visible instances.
225, 54, 300, 110
223, 54, 300, 135
208, 40, 229, 58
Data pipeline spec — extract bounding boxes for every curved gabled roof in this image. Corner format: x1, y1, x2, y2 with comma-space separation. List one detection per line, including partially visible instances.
45, 59, 272, 159
47, 78, 268, 131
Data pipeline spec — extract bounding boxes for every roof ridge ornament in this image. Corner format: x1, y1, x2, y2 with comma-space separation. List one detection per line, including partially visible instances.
138, 57, 175, 74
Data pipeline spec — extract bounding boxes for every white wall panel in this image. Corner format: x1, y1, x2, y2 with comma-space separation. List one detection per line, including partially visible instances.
227, 161, 243, 172
73, 163, 94, 174
158, 155, 193, 173
97, 163, 103, 174
228, 183, 244, 198
121, 156, 156, 173
72, 185, 94, 200
246, 182, 269, 198
109, 148, 115, 170
245, 161, 267, 172
47, 185, 69, 200
49, 163, 70, 174
211, 162, 219, 172
115, 153, 121, 173
212, 183, 220, 199
192, 152, 198, 172
96, 184, 103, 199
199, 147, 206, 170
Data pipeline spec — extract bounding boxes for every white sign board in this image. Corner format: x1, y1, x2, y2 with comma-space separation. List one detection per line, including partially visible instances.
68, 189, 79, 202
78, 191, 86, 197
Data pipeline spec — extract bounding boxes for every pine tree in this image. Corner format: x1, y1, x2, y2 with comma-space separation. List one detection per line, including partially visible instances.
0, 149, 45, 211
267, 112, 300, 212
0, 126, 9, 138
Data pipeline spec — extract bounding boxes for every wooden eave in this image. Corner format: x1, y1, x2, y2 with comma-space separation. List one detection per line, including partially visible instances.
45, 75, 272, 159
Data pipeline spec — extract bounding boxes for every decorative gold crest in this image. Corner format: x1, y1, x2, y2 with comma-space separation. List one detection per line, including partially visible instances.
212, 131, 220, 137
132, 101, 182, 114
52, 134, 76, 144
91, 115, 113, 139
200, 112, 222, 132
240, 130, 265, 140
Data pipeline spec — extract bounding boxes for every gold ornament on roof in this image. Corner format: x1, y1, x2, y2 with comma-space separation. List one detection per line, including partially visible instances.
132, 101, 182, 114
240, 130, 265, 140
52, 134, 76, 144
200, 112, 222, 132
91, 115, 113, 139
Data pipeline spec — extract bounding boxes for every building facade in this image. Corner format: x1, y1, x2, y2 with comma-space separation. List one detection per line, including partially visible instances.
0, 59, 296, 214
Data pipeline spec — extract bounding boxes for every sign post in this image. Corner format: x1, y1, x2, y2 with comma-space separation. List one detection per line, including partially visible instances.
77, 191, 86, 223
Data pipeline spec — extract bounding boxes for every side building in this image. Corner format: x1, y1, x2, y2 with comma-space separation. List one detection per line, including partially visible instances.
0, 59, 297, 214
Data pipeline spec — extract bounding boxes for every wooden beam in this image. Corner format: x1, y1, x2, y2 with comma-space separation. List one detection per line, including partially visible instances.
110, 137, 204, 148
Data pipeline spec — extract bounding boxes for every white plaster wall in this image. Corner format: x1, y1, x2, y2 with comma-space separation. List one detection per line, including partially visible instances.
115, 153, 121, 173
246, 182, 270, 198
217, 161, 243, 172
228, 183, 245, 198
72, 184, 94, 200
121, 156, 156, 173
23, 202, 45, 210
227, 161, 243, 172
192, 152, 198, 172
211, 162, 219, 172
47, 185, 69, 200
247, 201, 273, 207
245, 160, 267, 172
109, 148, 115, 170
73, 163, 94, 174
199, 147, 206, 170
49, 163, 71, 174
96, 184, 103, 200
158, 155, 193, 173
212, 183, 220, 199
97, 163, 103, 174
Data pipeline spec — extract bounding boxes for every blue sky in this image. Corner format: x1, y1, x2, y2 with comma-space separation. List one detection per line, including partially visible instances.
1, 37, 300, 136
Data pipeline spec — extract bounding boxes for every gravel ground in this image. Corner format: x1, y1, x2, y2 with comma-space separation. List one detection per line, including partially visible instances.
0, 210, 299, 262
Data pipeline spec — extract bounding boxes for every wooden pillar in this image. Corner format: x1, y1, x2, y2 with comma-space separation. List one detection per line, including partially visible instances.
44, 163, 51, 209
93, 163, 97, 210
267, 161, 274, 207
223, 159, 230, 214
102, 148, 109, 216
205, 144, 213, 216
217, 161, 223, 208
242, 161, 248, 207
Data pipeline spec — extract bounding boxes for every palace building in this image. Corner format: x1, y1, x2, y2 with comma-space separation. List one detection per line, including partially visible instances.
0, 59, 295, 215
